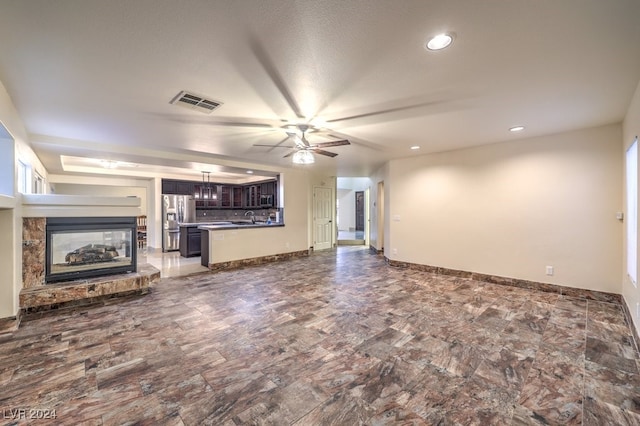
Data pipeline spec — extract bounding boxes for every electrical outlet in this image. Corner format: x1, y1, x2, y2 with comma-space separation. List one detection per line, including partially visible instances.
545, 266, 554, 276
392, 248, 398, 255
285, 242, 290, 248
637, 302, 640, 320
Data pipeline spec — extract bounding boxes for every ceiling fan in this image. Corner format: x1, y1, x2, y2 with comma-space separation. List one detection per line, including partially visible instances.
253, 124, 350, 164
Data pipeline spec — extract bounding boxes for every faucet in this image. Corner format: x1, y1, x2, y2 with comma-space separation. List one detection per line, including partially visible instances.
245, 210, 255, 223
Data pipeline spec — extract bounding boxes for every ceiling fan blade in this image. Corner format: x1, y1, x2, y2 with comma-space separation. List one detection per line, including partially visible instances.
253, 144, 294, 148
312, 149, 338, 158
283, 151, 296, 158
249, 37, 305, 119
312, 139, 350, 148
288, 133, 307, 148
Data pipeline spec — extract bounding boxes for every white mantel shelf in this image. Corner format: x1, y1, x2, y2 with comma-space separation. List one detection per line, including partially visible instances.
0, 194, 16, 209
22, 194, 141, 217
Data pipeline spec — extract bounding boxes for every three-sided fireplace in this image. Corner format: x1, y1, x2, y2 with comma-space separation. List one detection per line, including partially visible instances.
45, 217, 137, 283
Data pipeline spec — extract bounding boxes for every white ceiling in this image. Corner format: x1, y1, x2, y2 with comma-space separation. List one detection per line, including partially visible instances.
1, 0, 639, 181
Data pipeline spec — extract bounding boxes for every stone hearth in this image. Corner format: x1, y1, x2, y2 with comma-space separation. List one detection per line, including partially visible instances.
20, 263, 159, 313
21, 217, 159, 313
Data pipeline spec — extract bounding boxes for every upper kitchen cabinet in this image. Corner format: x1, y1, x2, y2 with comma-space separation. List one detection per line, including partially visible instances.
162, 179, 194, 195
176, 181, 193, 195
260, 180, 277, 207
232, 187, 243, 208
220, 185, 243, 208
163, 178, 279, 209
244, 184, 261, 208
244, 179, 277, 208
161, 179, 178, 194
195, 184, 219, 208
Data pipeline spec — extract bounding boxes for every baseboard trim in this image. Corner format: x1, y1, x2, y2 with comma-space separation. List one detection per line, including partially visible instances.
369, 245, 383, 255
0, 312, 21, 336
207, 249, 310, 272
620, 298, 640, 354
385, 257, 622, 304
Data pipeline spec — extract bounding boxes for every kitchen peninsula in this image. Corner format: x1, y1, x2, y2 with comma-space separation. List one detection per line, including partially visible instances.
198, 221, 308, 270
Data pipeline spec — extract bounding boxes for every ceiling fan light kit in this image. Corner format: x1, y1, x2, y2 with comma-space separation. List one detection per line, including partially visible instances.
253, 123, 350, 164
292, 150, 315, 164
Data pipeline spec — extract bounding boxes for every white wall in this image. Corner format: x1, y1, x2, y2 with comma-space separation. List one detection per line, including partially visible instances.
337, 188, 353, 231
386, 124, 622, 294
623, 78, 640, 336
337, 177, 371, 232
54, 183, 147, 215
51, 175, 159, 248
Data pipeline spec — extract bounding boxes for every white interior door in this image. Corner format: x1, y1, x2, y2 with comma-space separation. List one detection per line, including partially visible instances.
313, 186, 333, 251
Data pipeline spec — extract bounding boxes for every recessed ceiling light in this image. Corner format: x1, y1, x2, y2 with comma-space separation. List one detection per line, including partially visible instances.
411, 146, 421, 150
246, 170, 254, 174
426, 33, 454, 51
509, 126, 525, 132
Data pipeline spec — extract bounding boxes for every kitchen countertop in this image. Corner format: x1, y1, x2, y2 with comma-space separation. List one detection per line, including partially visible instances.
179, 221, 232, 226
197, 222, 284, 230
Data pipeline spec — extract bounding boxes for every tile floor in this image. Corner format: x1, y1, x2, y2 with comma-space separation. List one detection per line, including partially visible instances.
139, 248, 209, 278
337, 230, 365, 241
1, 247, 639, 425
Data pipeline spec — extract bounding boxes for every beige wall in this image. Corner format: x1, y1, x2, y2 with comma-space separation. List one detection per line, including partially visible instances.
368, 164, 389, 252
0, 79, 47, 319
54, 183, 147, 215
623, 79, 640, 335
385, 124, 623, 293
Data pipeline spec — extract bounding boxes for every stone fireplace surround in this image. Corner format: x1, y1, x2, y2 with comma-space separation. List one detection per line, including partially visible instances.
21, 217, 159, 314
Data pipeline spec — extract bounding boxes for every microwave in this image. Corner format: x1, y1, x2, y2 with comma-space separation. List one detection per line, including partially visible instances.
260, 194, 273, 206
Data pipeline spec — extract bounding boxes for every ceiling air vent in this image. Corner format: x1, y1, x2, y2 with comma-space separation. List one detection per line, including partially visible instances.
170, 91, 223, 114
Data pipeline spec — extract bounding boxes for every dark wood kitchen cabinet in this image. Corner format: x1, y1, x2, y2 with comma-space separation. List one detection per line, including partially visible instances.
244, 185, 261, 208
260, 180, 277, 207
179, 225, 201, 257
200, 229, 209, 267
162, 179, 194, 195
232, 186, 243, 208
161, 179, 178, 194
220, 185, 232, 208
176, 181, 193, 195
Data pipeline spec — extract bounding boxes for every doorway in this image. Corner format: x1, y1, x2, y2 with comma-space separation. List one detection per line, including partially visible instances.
313, 186, 333, 251
376, 181, 384, 252
337, 177, 370, 245
355, 191, 365, 238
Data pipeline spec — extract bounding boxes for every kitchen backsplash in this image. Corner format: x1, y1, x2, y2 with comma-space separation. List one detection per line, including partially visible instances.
194, 208, 282, 222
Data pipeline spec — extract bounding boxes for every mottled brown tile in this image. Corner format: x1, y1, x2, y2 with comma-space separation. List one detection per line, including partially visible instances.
583, 397, 640, 426
584, 360, 640, 415
2, 247, 639, 424
473, 348, 534, 391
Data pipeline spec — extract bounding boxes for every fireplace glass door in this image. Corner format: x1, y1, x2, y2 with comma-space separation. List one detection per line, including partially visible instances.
46, 217, 137, 283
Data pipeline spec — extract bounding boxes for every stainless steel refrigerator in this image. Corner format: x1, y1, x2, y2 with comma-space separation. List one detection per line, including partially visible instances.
162, 194, 195, 252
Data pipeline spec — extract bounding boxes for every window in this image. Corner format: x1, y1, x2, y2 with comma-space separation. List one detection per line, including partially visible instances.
626, 137, 638, 287
17, 160, 28, 194
33, 171, 44, 194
